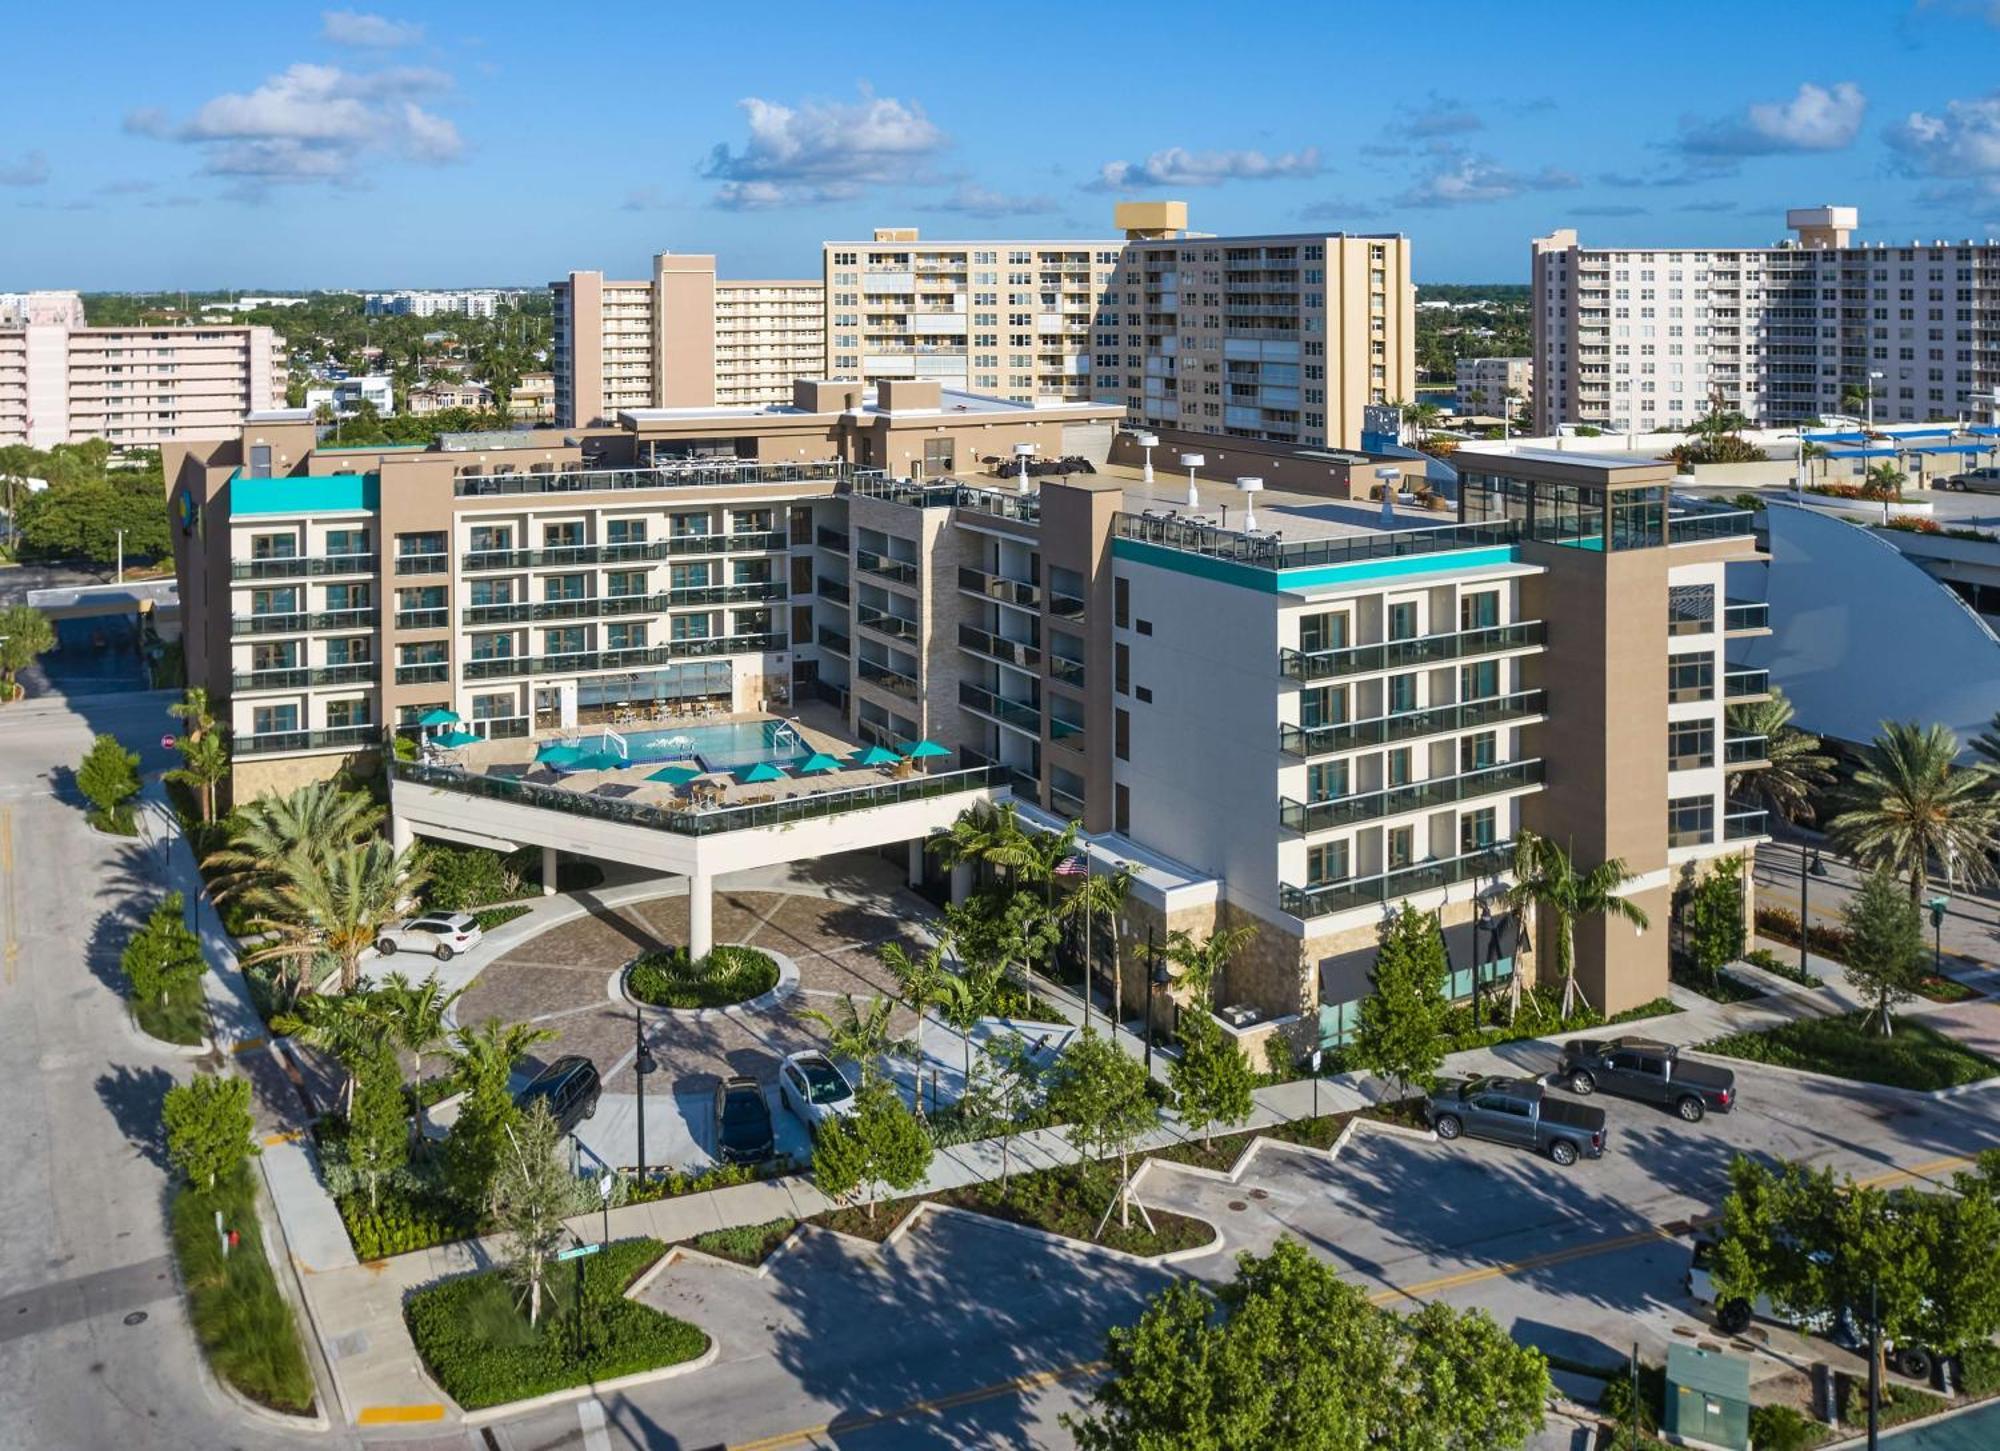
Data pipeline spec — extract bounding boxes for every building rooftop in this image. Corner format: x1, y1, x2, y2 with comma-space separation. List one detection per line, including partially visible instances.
619, 385, 1085, 425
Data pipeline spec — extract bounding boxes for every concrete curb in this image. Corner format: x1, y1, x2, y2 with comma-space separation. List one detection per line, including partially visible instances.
654, 1223, 812, 1282
904, 1199, 1225, 1268
117, 1000, 214, 1060
458, 1339, 721, 1428
611, 944, 801, 1019
1687, 1045, 2000, 1101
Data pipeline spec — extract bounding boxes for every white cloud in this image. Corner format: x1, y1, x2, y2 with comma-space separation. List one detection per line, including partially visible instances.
0, 150, 49, 187
920, 182, 1056, 217
321, 10, 424, 47
1396, 153, 1578, 208
1679, 82, 1866, 156
126, 63, 462, 188
1888, 92, 2000, 192
1088, 146, 1321, 191
1404, 98, 1484, 138
703, 91, 946, 207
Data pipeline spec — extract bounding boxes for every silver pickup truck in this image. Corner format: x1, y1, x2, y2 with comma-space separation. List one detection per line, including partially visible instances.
1425, 1074, 1608, 1166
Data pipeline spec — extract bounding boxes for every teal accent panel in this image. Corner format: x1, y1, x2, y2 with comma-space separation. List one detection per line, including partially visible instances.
229, 471, 380, 516
1113, 536, 1520, 592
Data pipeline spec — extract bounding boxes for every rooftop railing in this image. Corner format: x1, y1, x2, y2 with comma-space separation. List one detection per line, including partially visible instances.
452, 459, 849, 499
1114, 513, 1522, 573
391, 758, 1010, 838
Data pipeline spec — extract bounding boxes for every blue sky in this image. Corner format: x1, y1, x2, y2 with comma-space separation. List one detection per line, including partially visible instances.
5, 0, 2000, 289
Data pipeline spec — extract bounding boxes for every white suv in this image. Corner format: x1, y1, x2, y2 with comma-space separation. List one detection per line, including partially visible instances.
777, 1051, 857, 1137
376, 911, 483, 962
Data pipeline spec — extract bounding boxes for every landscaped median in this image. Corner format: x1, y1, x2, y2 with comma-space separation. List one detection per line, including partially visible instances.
402, 1238, 709, 1413
625, 944, 780, 1010
1700, 1009, 2000, 1092
171, 1167, 317, 1417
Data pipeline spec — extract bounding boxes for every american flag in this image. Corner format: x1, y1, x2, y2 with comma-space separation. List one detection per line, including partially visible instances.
1054, 854, 1089, 878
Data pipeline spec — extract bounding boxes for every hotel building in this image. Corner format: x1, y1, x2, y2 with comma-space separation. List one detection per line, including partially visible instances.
552, 257, 825, 424
1, 290, 284, 448
162, 384, 1768, 1049
1533, 205, 2000, 434
1456, 356, 1532, 417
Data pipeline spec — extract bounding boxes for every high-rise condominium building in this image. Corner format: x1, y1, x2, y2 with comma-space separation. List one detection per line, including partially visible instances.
1533, 206, 2000, 433
0, 290, 284, 448
162, 380, 1769, 1034
1455, 357, 1532, 416
364, 290, 510, 319
552, 256, 825, 425
825, 203, 1415, 452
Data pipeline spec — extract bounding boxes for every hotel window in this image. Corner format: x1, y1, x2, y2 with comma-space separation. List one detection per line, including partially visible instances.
250, 532, 297, 560
471, 693, 515, 722
1387, 602, 1419, 640
671, 563, 711, 590
542, 521, 582, 549
325, 698, 371, 729
1307, 761, 1349, 802
543, 574, 588, 602
606, 622, 649, 651
1669, 795, 1715, 847
323, 582, 369, 612
1460, 590, 1499, 631
1300, 685, 1346, 730
468, 525, 511, 554
1460, 732, 1497, 772
731, 559, 772, 586
1386, 826, 1415, 870
671, 614, 714, 641
251, 704, 298, 736
1299, 610, 1347, 653
1669, 719, 1715, 770
325, 528, 368, 557
1114, 576, 1129, 629
1460, 807, 1498, 854
607, 570, 648, 598
1114, 708, 1129, 761
1114, 643, 1129, 695
606, 519, 647, 545
731, 508, 774, 535
1668, 655, 1715, 703
1461, 660, 1500, 701
1386, 673, 1418, 714
1386, 747, 1412, 787
250, 587, 299, 616
1307, 841, 1350, 885
467, 579, 513, 608
670, 511, 713, 538
1114, 783, 1130, 835
251, 642, 297, 671
541, 627, 585, 656
324, 636, 371, 666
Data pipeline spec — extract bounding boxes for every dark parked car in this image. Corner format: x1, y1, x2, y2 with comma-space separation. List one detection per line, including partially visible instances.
1941, 465, 2000, 493
1426, 1075, 1607, 1165
513, 1056, 600, 1137
713, 1075, 775, 1164
1556, 1037, 1735, 1122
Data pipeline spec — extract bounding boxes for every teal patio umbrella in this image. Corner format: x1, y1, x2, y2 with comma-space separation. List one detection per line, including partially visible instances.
433, 728, 480, 749
535, 740, 582, 766
564, 747, 625, 775
850, 744, 901, 768
899, 739, 951, 760
646, 764, 702, 784
798, 752, 843, 774
736, 761, 789, 784
417, 708, 461, 728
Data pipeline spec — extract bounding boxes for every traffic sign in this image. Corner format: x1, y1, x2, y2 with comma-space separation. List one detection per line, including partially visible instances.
554, 1242, 601, 1262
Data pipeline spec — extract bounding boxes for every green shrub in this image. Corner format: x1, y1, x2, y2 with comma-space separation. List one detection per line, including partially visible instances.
1757, 905, 1853, 963
403, 1238, 707, 1410
421, 844, 518, 911
688, 1217, 795, 1266
623, 1159, 763, 1204
338, 1184, 478, 1260
1749, 1403, 1816, 1451
626, 945, 778, 1009
78, 732, 141, 833
170, 1169, 315, 1415
1702, 1011, 2000, 1092
1957, 1342, 2000, 1396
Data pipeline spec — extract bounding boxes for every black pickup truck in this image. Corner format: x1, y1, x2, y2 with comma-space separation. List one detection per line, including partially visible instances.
1425, 1075, 1608, 1166
1555, 1037, 1736, 1122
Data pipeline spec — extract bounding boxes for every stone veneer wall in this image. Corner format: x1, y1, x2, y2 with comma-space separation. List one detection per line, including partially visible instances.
229, 748, 376, 808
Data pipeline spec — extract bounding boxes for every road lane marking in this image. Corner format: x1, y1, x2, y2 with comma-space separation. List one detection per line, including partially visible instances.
356, 1403, 445, 1425
2, 805, 15, 989
721, 1153, 1984, 1449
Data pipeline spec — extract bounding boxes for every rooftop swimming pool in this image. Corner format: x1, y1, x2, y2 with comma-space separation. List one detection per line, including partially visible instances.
618, 719, 816, 773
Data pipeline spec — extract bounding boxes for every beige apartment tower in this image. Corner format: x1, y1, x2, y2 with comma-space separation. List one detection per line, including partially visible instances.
553, 256, 825, 425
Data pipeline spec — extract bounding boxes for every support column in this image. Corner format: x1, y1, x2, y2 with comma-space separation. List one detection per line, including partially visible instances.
688, 870, 714, 958
906, 838, 925, 890
950, 863, 972, 906
391, 814, 414, 855
541, 844, 558, 898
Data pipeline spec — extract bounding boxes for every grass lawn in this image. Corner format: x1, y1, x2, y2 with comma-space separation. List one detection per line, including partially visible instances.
404, 1238, 707, 1411
627, 945, 778, 1009
1701, 1010, 2000, 1091
1916, 974, 1980, 1004
687, 1217, 796, 1266
1142, 1109, 1362, 1174
132, 976, 206, 1046
170, 1170, 316, 1415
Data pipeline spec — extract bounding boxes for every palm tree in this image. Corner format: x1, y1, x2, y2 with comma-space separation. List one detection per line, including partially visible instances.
1726, 688, 1835, 824
165, 729, 230, 824
167, 686, 217, 744
447, 1017, 555, 1101
798, 993, 909, 1089
374, 970, 463, 1083
1862, 462, 1907, 501
925, 800, 1027, 882
881, 938, 955, 1107
1502, 831, 1650, 1019
204, 781, 385, 906
1057, 862, 1134, 1031
244, 839, 426, 995
1827, 721, 2000, 901
1164, 922, 1257, 1014
1973, 711, 2000, 777
1409, 401, 1444, 445
273, 989, 394, 1113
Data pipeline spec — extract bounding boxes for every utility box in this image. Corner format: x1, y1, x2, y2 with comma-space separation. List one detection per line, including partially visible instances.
1665, 1344, 1751, 1450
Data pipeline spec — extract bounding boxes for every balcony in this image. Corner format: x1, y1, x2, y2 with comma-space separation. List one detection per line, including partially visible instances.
231, 608, 379, 636
958, 681, 1041, 735
1280, 690, 1546, 759
1280, 621, 1545, 682
458, 582, 786, 626
395, 662, 450, 685
1724, 733, 1770, 766
392, 553, 449, 576
460, 634, 784, 680
1668, 509, 1756, 546
816, 626, 850, 656
1048, 592, 1086, 621
1724, 668, 1771, 700
856, 658, 920, 700
1282, 843, 1512, 921
1725, 804, 1770, 841
958, 624, 1041, 673
231, 663, 379, 691
395, 608, 449, 631
856, 603, 920, 642
1724, 600, 1771, 633
1047, 656, 1086, 689
1280, 759, 1543, 834
461, 532, 788, 572
855, 549, 921, 590
817, 576, 851, 604
231, 553, 376, 581
816, 526, 851, 552
451, 458, 847, 499
957, 565, 1040, 611
236, 724, 381, 757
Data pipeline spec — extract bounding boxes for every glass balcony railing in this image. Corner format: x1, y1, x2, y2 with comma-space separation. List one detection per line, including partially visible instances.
460, 634, 783, 680
395, 662, 450, 685
1723, 733, 1769, 764
231, 608, 378, 636
391, 758, 1011, 837
1724, 804, 1770, 840
232, 553, 376, 581
452, 459, 847, 499
957, 566, 1040, 610
1118, 513, 1521, 573
236, 724, 381, 756
395, 608, 448, 630
461, 532, 788, 572
1282, 843, 1513, 921
856, 603, 920, 641
1280, 621, 1545, 681
1724, 600, 1771, 632
816, 575, 851, 604
392, 553, 449, 576
1280, 759, 1543, 834
1280, 690, 1547, 758
816, 526, 851, 552
231, 662, 378, 691
1048, 656, 1086, 689
855, 549, 921, 588
458, 582, 785, 626
1724, 668, 1771, 699
816, 626, 850, 655
958, 681, 1041, 734
1668, 509, 1757, 545
856, 658, 921, 700
957, 623, 1041, 673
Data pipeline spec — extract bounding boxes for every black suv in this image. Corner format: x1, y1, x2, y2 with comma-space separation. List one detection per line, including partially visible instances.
713, 1075, 775, 1164
514, 1056, 601, 1136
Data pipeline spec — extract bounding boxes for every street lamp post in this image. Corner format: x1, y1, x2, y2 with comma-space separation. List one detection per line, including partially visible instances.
1867, 370, 1884, 431
633, 1005, 657, 1186
1800, 848, 1828, 979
